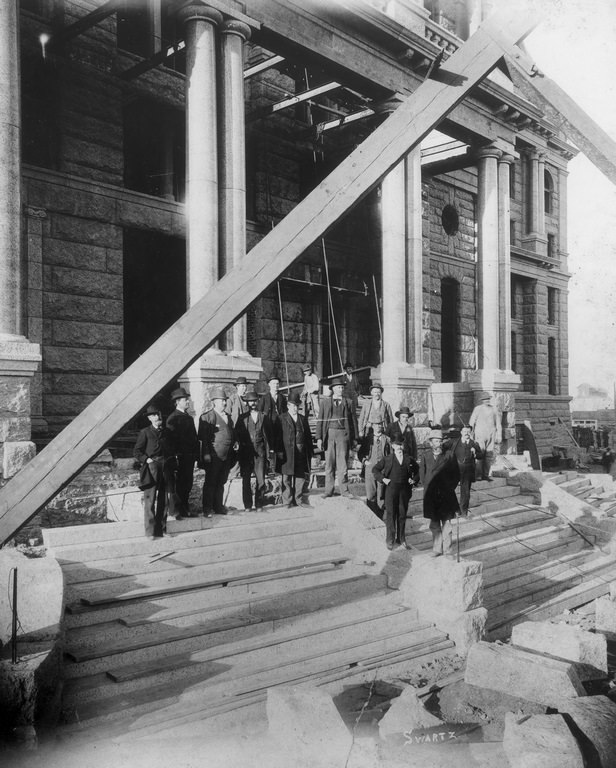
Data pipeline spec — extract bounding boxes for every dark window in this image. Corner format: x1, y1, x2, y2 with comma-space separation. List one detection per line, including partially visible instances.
117, 2, 151, 58
544, 169, 554, 215
441, 278, 460, 383
441, 204, 459, 236
547, 233, 556, 260
548, 337, 557, 395
21, 57, 58, 169
511, 331, 517, 373
509, 219, 516, 246
509, 162, 516, 199
547, 287, 558, 325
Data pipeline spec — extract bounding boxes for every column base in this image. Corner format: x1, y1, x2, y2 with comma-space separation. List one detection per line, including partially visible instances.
372, 362, 435, 427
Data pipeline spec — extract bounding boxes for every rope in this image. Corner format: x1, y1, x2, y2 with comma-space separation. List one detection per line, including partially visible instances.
277, 281, 290, 388
371, 273, 383, 358
322, 239, 344, 373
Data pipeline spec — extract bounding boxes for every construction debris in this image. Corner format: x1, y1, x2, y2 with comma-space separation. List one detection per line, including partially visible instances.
503, 712, 585, 768
555, 696, 616, 768
378, 685, 442, 739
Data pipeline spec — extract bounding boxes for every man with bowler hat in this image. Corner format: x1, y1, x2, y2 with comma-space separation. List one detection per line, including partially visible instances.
134, 404, 171, 538
259, 373, 287, 424
226, 376, 249, 425
420, 428, 460, 557
166, 387, 199, 518
199, 387, 237, 516
235, 387, 273, 510
359, 383, 393, 437
373, 437, 418, 549
446, 425, 482, 516
386, 406, 417, 459
316, 375, 358, 498
278, 392, 313, 508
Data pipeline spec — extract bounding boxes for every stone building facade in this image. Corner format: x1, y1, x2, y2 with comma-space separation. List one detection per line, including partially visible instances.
2, 0, 575, 476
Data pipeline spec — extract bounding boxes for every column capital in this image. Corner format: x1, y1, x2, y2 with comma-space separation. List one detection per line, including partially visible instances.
220, 19, 251, 41
178, 3, 223, 27
476, 145, 502, 162
499, 153, 515, 166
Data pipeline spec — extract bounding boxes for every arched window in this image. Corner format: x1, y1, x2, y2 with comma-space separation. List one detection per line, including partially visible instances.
441, 278, 460, 383
544, 169, 554, 215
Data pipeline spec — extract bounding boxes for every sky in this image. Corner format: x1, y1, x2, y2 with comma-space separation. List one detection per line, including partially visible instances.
513, 0, 616, 397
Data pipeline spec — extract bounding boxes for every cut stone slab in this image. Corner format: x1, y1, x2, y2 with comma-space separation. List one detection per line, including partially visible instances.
556, 696, 616, 768
399, 556, 483, 614
511, 621, 607, 679
378, 685, 442, 739
267, 685, 353, 768
465, 641, 586, 707
503, 712, 584, 768
596, 596, 616, 635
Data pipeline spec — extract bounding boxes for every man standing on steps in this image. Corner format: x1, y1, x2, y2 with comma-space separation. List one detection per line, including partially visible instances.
226, 376, 249, 425
235, 388, 273, 511
134, 404, 171, 538
420, 428, 460, 558
358, 418, 391, 518
166, 387, 199, 519
445, 425, 482, 516
358, 383, 393, 438
278, 392, 314, 508
258, 373, 287, 425
372, 437, 418, 550
386, 406, 417, 459
300, 362, 320, 418
342, 361, 360, 411
316, 376, 358, 499
469, 391, 501, 481
199, 388, 237, 517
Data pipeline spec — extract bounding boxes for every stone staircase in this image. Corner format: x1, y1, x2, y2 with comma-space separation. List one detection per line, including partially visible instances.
43, 505, 453, 742
407, 476, 616, 640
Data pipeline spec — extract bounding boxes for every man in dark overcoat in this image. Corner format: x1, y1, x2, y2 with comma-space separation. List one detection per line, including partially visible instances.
445, 425, 482, 516
166, 387, 199, 518
278, 392, 314, 508
316, 376, 358, 498
198, 387, 237, 516
342, 362, 360, 411
373, 437, 418, 549
386, 406, 417, 459
419, 428, 460, 557
134, 404, 170, 538
235, 387, 273, 510
258, 373, 287, 425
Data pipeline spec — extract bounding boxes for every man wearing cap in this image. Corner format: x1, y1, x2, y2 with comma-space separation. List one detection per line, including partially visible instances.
373, 437, 419, 549
166, 387, 199, 518
134, 405, 171, 538
342, 362, 360, 411
358, 383, 393, 438
279, 392, 314, 508
316, 376, 358, 498
235, 388, 273, 511
258, 373, 287, 424
386, 406, 417, 460
198, 388, 237, 516
358, 418, 391, 518
301, 363, 320, 418
469, 391, 501, 481
446, 425, 482, 516
226, 376, 249, 426
420, 428, 460, 557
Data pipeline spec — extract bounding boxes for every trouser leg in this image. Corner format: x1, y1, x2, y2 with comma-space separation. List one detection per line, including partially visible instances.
384, 485, 397, 546
254, 455, 266, 508
430, 518, 443, 554
334, 432, 349, 492
324, 438, 336, 494
442, 518, 453, 554
397, 487, 409, 543
459, 474, 471, 515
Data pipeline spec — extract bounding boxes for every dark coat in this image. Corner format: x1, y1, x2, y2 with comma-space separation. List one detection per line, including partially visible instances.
258, 391, 287, 423
166, 408, 199, 457
316, 396, 358, 448
386, 421, 418, 459
279, 412, 314, 475
134, 425, 169, 490
235, 410, 273, 461
198, 409, 235, 462
358, 431, 391, 465
446, 436, 483, 483
226, 392, 248, 426
419, 449, 460, 521
342, 373, 360, 402
372, 453, 419, 486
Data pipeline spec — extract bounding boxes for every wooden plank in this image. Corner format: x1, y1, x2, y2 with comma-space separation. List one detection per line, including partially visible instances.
0, 9, 536, 546
503, 45, 616, 186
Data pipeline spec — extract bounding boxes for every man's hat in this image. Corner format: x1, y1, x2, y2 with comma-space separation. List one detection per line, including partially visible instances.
330, 376, 345, 387
429, 428, 444, 440
302, 363, 312, 372
396, 406, 413, 418
210, 386, 227, 401
391, 436, 404, 446
145, 404, 161, 416
268, 372, 280, 383
235, 376, 247, 385
479, 391, 492, 401
242, 388, 259, 402
287, 392, 302, 406
370, 382, 384, 392
171, 387, 190, 401
369, 418, 384, 425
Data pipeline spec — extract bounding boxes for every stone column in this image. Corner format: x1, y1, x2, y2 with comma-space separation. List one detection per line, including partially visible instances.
498, 153, 514, 372
381, 160, 406, 365
522, 149, 547, 255
407, 149, 424, 368
0, 3, 41, 481
219, 19, 251, 355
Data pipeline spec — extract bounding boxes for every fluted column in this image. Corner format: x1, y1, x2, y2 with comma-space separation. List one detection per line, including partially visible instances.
476, 145, 501, 370
498, 153, 514, 371
381, 160, 407, 364
219, 19, 251, 354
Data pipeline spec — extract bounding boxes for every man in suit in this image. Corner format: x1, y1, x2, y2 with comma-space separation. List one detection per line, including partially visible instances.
358, 418, 391, 518
235, 387, 273, 511
226, 376, 249, 425
258, 373, 287, 425
198, 387, 237, 516
446, 425, 482, 516
358, 383, 394, 437
166, 387, 199, 518
316, 376, 358, 498
419, 428, 460, 557
278, 392, 314, 508
469, 391, 501, 481
386, 406, 417, 459
342, 362, 360, 411
373, 437, 419, 549
134, 404, 170, 538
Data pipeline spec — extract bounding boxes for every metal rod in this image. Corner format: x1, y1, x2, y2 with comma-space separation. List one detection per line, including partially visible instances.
279, 276, 368, 296
11, 567, 17, 664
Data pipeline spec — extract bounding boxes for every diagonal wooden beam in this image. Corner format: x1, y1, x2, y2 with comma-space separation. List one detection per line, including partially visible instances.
0, 8, 536, 545
503, 45, 616, 186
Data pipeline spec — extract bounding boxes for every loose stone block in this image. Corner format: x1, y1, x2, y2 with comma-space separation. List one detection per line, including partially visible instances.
3, 441, 36, 479
511, 621, 607, 678
465, 642, 586, 707
503, 712, 584, 768
399, 555, 483, 614
595, 595, 616, 635
556, 696, 616, 768
378, 686, 442, 739
267, 685, 352, 768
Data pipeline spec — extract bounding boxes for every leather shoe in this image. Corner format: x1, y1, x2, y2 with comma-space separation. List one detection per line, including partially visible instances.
401, 542, 411, 550
321, 492, 334, 499
429, 551, 442, 558
386, 542, 394, 550
340, 491, 354, 499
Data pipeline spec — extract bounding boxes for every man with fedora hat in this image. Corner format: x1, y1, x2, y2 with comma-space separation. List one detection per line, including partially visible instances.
316, 376, 358, 498
300, 363, 320, 418
469, 391, 501, 481
359, 383, 393, 438
373, 436, 419, 549
134, 405, 171, 538
258, 372, 287, 424
198, 387, 237, 516
279, 391, 314, 508
166, 387, 199, 518
358, 418, 391, 518
386, 406, 417, 460
419, 428, 460, 557
226, 376, 249, 426
235, 387, 273, 511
